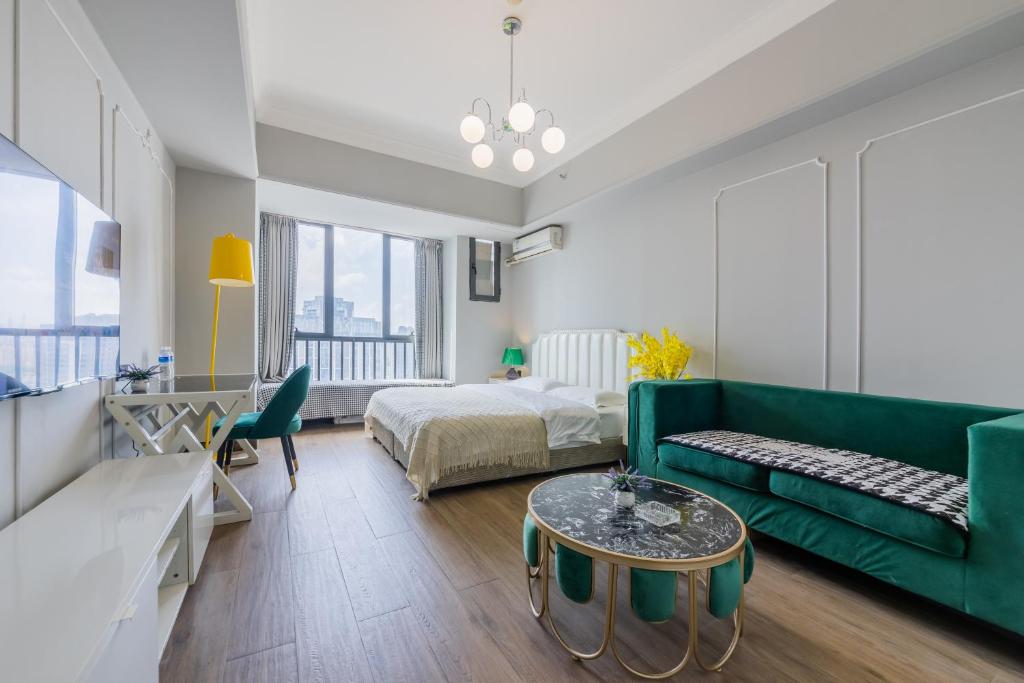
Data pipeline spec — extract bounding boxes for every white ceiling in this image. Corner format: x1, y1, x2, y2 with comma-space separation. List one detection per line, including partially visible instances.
245, 0, 835, 187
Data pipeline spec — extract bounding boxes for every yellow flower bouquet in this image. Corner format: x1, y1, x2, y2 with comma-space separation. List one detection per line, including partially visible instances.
627, 328, 694, 381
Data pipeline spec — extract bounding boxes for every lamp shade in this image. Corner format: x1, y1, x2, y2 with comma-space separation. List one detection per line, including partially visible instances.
85, 220, 121, 278
209, 233, 254, 287
501, 347, 524, 365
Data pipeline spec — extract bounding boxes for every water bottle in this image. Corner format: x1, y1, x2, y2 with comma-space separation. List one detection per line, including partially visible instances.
158, 346, 175, 381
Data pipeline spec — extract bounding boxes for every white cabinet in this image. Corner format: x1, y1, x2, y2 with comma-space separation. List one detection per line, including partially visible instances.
84, 560, 160, 683
0, 453, 214, 682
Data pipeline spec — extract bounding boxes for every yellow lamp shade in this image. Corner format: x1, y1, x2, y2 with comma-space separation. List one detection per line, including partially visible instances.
208, 233, 254, 287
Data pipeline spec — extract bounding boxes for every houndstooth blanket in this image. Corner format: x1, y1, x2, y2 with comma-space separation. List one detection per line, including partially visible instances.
660, 430, 968, 534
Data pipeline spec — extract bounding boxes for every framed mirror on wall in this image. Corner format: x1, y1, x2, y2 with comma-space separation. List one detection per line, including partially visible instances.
469, 238, 501, 302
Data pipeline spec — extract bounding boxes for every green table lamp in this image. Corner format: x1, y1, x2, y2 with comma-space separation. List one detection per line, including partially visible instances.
502, 346, 524, 380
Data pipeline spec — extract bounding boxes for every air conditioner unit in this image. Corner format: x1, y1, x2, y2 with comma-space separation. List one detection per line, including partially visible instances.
507, 225, 563, 265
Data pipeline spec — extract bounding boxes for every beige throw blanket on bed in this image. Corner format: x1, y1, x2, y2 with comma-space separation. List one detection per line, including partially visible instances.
364, 386, 548, 499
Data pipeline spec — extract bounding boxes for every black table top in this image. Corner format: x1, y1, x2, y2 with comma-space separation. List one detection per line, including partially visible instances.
528, 472, 744, 564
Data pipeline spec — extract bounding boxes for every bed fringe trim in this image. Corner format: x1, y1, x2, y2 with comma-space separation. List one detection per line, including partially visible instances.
411, 449, 550, 502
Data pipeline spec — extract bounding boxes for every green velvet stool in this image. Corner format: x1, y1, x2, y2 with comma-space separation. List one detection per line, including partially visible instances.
214, 365, 311, 490
522, 516, 597, 605
708, 537, 755, 618
555, 544, 594, 603
628, 537, 756, 623
523, 514, 539, 567
631, 568, 678, 623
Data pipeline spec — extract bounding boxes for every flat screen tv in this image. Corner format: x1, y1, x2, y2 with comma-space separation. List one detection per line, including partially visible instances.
0, 133, 120, 399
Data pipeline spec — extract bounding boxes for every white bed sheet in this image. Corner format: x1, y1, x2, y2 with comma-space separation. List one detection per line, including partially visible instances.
465, 383, 602, 449
596, 405, 625, 441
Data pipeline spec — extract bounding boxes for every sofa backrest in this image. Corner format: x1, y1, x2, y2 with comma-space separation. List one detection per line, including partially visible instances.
718, 381, 1018, 477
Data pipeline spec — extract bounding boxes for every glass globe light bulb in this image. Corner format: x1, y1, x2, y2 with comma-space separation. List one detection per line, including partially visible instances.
507, 101, 535, 133
512, 147, 535, 172
471, 143, 494, 169
460, 114, 485, 143
541, 126, 565, 154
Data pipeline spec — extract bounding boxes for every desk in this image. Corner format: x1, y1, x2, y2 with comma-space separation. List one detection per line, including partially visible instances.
105, 373, 257, 525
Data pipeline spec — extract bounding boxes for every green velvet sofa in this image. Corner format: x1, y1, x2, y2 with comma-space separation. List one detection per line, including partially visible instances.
627, 379, 1024, 635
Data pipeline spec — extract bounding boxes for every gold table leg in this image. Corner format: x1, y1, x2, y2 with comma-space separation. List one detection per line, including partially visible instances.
694, 546, 745, 672
525, 540, 746, 677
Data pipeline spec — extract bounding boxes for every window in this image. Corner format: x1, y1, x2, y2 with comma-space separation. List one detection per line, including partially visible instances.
294, 226, 325, 333
469, 238, 501, 302
291, 222, 417, 381
389, 238, 415, 336
332, 227, 383, 337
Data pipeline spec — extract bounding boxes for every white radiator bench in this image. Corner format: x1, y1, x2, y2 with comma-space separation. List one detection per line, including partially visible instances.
258, 378, 455, 423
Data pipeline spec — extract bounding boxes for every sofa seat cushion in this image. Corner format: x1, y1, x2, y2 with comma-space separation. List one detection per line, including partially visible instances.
661, 430, 969, 535
658, 443, 770, 491
769, 471, 966, 558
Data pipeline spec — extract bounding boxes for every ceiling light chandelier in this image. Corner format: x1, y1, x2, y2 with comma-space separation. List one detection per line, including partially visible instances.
459, 16, 565, 172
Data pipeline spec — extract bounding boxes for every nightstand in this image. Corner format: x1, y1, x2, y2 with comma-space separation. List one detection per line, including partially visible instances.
488, 377, 509, 384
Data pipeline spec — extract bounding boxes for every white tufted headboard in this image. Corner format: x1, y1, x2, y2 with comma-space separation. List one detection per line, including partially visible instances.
530, 329, 634, 395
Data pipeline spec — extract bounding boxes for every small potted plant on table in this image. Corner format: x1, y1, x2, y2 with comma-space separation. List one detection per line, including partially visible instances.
119, 363, 160, 393
603, 461, 651, 509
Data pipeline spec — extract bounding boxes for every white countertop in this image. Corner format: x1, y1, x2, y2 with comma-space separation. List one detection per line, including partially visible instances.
0, 452, 210, 682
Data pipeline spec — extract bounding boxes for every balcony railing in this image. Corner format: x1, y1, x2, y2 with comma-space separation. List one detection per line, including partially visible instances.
291, 333, 415, 381
0, 326, 120, 390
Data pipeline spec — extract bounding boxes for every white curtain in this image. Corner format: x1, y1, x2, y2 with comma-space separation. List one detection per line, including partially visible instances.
258, 212, 297, 381
415, 238, 444, 378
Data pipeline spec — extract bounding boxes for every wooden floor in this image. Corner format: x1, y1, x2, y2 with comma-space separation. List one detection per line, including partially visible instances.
160, 424, 1024, 682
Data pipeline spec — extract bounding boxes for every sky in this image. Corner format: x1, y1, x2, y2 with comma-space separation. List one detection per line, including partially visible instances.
295, 223, 415, 336
0, 170, 119, 330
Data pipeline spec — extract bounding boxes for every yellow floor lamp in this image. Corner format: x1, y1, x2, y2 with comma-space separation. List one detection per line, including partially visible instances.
205, 232, 255, 449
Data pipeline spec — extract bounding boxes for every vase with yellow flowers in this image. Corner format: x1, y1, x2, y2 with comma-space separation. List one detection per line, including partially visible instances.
626, 328, 694, 381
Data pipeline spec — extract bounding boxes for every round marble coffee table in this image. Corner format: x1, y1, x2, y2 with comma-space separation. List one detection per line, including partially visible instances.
526, 472, 748, 679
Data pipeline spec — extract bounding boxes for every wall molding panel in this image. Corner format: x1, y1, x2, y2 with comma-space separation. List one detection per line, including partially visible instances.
713, 157, 829, 388
113, 105, 175, 350
1, 0, 176, 525
15, 0, 105, 209
855, 86, 1024, 394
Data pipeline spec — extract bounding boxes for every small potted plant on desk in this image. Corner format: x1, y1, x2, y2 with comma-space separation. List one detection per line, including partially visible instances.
603, 461, 651, 509
119, 363, 160, 393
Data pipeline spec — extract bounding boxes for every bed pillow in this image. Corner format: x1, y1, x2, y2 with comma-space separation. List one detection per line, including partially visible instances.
508, 376, 567, 392
548, 385, 627, 409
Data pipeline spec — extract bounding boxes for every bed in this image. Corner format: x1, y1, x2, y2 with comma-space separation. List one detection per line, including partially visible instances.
365, 329, 632, 498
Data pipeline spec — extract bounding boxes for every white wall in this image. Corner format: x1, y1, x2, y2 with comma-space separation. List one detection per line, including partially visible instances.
521, 0, 1024, 224
0, 0, 175, 528
447, 237, 514, 384
256, 124, 523, 227
512, 44, 1024, 407
174, 167, 257, 376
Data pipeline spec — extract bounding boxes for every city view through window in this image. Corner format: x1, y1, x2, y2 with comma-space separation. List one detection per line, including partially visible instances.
292, 223, 416, 380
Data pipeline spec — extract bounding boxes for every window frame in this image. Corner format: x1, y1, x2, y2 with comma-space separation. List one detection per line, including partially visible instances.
294, 222, 414, 343
468, 237, 501, 302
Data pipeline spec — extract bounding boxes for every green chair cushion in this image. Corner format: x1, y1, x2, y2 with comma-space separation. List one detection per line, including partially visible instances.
630, 569, 677, 623
555, 544, 594, 603
769, 471, 966, 558
743, 537, 755, 583
214, 412, 301, 440
658, 443, 770, 491
708, 558, 742, 618
523, 514, 538, 567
